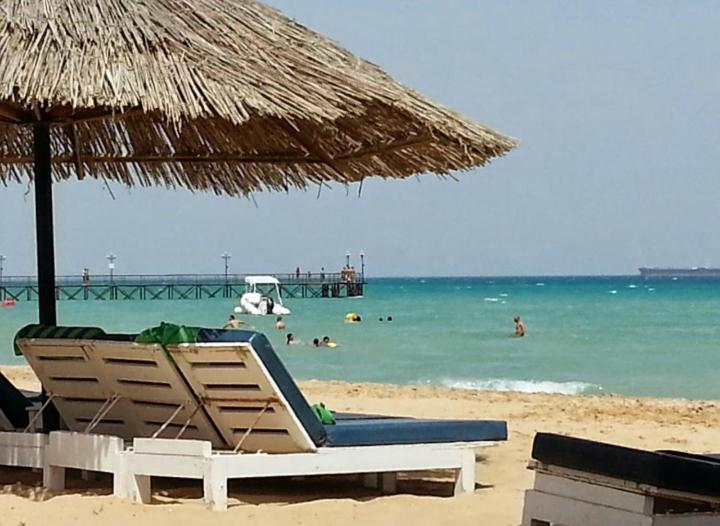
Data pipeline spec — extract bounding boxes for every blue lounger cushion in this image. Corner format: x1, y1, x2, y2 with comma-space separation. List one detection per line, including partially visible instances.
332, 412, 404, 421
324, 417, 508, 447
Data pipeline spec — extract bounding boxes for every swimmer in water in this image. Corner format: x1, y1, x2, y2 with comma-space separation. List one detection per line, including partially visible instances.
312, 338, 320, 347
513, 315, 525, 337
275, 316, 286, 330
223, 315, 245, 329
286, 333, 301, 346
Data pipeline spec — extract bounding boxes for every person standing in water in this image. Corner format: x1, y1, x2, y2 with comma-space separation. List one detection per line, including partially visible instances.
275, 316, 286, 330
223, 315, 245, 329
513, 315, 525, 337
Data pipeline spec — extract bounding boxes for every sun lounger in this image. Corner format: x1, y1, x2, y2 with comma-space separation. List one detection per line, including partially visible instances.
522, 432, 720, 526
0, 370, 44, 470
0, 372, 35, 430
12, 324, 507, 509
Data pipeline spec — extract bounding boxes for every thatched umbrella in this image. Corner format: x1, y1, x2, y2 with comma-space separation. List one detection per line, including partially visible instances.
1, 0, 516, 327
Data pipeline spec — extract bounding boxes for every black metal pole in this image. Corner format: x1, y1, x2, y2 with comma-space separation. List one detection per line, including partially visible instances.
34, 123, 56, 326
33, 122, 60, 431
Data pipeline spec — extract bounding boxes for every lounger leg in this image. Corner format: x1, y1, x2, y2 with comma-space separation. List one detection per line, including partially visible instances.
380, 472, 397, 494
453, 449, 475, 496
131, 475, 152, 504
203, 458, 227, 511
43, 465, 65, 491
112, 468, 149, 503
362, 473, 379, 489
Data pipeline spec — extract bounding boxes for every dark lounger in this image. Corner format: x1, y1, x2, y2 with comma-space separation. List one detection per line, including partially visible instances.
532, 432, 720, 497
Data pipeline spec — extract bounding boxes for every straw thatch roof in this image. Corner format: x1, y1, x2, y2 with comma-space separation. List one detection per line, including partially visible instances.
0, 0, 517, 195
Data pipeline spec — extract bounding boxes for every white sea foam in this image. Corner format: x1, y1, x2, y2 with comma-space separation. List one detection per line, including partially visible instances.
608, 290, 618, 294
438, 378, 601, 395
484, 297, 499, 302
536, 282, 545, 286
499, 293, 509, 297
628, 284, 637, 289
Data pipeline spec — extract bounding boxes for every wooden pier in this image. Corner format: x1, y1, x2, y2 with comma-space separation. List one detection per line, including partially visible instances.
0, 273, 364, 302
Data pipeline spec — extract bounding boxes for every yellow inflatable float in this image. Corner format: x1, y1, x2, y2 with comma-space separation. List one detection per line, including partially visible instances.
345, 312, 361, 323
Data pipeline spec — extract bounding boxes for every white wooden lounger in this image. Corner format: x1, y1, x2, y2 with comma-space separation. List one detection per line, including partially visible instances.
10, 329, 506, 510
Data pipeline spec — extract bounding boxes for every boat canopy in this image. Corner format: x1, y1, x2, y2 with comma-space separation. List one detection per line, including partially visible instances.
244, 276, 281, 286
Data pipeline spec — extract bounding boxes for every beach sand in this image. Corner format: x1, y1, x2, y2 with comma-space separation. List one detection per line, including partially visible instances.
1, 366, 719, 526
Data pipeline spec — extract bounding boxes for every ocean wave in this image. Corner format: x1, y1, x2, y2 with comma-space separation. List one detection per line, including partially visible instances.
484, 297, 499, 302
437, 378, 602, 395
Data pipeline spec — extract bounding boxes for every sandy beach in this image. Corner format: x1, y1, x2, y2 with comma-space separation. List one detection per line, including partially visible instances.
0, 365, 719, 526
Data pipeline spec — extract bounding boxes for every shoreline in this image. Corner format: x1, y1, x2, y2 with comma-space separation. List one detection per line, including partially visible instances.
1, 366, 719, 526
7, 362, 720, 408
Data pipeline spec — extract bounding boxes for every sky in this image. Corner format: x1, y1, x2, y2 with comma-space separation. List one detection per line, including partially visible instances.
2, 1, 720, 277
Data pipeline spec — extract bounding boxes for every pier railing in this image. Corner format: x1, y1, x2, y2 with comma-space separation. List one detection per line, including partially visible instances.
0, 272, 359, 286
0, 272, 365, 301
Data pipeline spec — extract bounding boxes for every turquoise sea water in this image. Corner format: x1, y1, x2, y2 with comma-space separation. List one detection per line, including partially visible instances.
1, 276, 720, 400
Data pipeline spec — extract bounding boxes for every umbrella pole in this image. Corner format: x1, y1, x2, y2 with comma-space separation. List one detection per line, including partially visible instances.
33, 122, 60, 431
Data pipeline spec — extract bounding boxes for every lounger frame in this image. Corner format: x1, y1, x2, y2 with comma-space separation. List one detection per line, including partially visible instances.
14, 430, 481, 510
522, 460, 720, 526
6, 332, 505, 508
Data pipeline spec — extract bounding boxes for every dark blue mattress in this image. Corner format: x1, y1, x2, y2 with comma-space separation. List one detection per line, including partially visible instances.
324, 417, 508, 447
333, 412, 403, 421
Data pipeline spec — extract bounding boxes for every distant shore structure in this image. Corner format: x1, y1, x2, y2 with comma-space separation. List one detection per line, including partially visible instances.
639, 267, 720, 278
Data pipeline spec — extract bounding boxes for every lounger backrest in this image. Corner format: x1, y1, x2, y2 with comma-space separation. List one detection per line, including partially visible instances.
87, 340, 225, 447
19, 338, 117, 435
167, 329, 326, 453
17, 337, 226, 448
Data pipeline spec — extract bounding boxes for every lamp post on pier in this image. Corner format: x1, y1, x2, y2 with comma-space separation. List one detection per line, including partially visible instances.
106, 253, 117, 284
359, 250, 365, 281
221, 253, 232, 284
345, 251, 351, 268
0, 254, 5, 300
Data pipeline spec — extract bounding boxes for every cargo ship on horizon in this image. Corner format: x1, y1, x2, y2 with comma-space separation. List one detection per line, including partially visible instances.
639, 267, 720, 278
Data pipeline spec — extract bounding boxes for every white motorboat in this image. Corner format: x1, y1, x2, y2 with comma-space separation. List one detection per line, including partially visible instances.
234, 276, 291, 316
